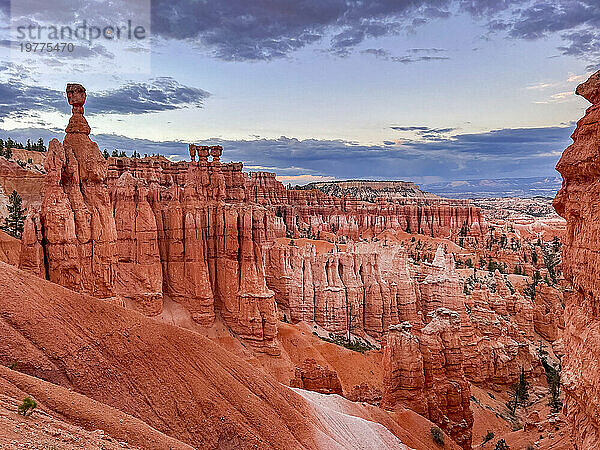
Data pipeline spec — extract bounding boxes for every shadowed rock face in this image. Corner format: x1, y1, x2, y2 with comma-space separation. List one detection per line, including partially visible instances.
554, 70, 600, 449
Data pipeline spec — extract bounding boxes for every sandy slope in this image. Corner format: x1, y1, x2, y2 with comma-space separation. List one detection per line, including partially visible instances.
0, 261, 427, 449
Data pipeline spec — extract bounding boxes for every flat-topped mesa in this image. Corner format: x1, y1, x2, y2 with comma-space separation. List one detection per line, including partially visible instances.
553, 70, 600, 448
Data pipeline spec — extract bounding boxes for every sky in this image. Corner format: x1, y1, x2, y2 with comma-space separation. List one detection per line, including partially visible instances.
0, 0, 598, 184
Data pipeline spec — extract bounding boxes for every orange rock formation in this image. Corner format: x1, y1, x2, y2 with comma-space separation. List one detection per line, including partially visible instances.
554, 70, 600, 448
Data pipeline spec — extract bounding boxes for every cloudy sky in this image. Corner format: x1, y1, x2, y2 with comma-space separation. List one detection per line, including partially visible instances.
0, 0, 597, 184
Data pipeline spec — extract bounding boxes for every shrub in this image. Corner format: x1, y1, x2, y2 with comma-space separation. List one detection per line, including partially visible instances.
483, 430, 495, 444
430, 426, 444, 447
17, 397, 36, 416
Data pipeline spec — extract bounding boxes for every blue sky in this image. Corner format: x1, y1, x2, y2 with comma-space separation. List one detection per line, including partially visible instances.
0, 0, 597, 184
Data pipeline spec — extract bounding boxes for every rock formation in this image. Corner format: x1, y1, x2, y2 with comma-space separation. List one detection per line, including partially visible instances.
247, 172, 485, 242
554, 70, 600, 448
382, 310, 473, 450
19, 86, 280, 354
264, 240, 420, 339
289, 358, 343, 395
39, 84, 118, 299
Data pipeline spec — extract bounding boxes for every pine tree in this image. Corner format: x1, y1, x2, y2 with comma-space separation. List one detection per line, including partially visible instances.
495, 440, 510, 450
112, 149, 119, 157
516, 367, 529, 406
103, 149, 110, 159
26, 139, 31, 150
37, 138, 45, 151
0, 139, 4, 150
2, 190, 26, 239
4, 146, 12, 159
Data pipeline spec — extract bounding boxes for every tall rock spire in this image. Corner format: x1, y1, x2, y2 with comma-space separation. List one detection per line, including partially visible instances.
38, 84, 118, 298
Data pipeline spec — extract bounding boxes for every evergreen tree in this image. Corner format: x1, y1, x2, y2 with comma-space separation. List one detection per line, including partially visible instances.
26, 139, 31, 150
112, 149, 119, 157
103, 149, 110, 159
516, 367, 529, 406
37, 138, 45, 151
4, 147, 12, 159
1, 190, 26, 239
0, 139, 4, 150
119, 150, 126, 157
495, 440, 510, 450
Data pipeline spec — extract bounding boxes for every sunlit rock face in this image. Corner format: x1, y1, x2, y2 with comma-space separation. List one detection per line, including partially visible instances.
19, 86, 281, 354
247, 171, 486, 243
381, 310, 474, 450
553, 70, 600, 449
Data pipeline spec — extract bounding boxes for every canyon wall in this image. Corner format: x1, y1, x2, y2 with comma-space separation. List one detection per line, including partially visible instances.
554, 70, 600, 448
248, 171, 485, 242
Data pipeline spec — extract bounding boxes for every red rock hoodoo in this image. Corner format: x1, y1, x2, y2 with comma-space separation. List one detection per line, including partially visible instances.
21, 85, 280, 354
382, 310, 473, 450
11, 82, 570, 449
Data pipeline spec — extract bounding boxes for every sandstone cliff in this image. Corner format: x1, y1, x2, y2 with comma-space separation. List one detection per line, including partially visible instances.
554, 70, 600, 448
20, 86, 280, 354
247, 171, 485, 242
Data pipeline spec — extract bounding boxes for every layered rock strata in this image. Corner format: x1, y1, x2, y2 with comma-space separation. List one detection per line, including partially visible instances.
20, 85, 280, 353
382, 311, 473, 450
289, 359, 343, 395
247, 171, 485, 243
553, 70, 600, 448
264, 240, 420, 339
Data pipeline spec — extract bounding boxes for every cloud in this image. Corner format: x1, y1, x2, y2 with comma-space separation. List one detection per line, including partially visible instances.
391, 126, 457, 140
483, 0, 600, 63
0, 73, 210, 119
361, 47, 450, 63
151, 0, 456, 61
0, 80, 66, 119
86, 77, 210, 114
276, 174, 337, 184
5, 0, 600, 64
533, 91, 575, 104
1, 123, 572, 183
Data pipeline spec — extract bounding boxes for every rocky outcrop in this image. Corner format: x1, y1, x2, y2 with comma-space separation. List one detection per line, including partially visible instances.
382, 311, 473, 450
111, 172, 163, 315
533, 282, 565, 342
264, 240, 420, 339
347, 382, 382, 404
289, 358, 343, 395
19, 86, 280, 354
299, 179, 439, 202
247, 172, 485, 243
553, 70, 600, 448
0, 157, 44, 218
0, 230, 20, 266
18, 213, 46, 278
38, 84, 118, 299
